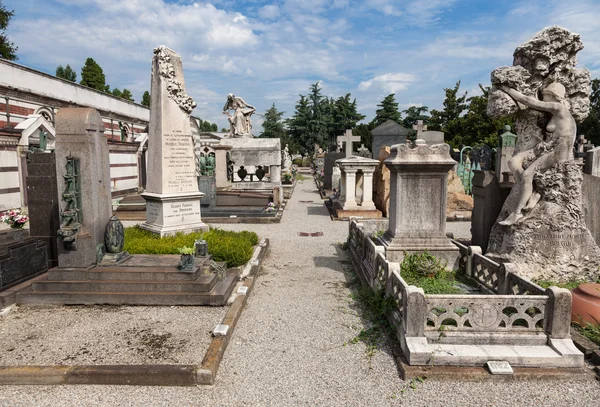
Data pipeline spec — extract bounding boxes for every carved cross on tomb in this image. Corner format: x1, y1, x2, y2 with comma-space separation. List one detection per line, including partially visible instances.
413, 120, 427, 138
337, 129, 360, 158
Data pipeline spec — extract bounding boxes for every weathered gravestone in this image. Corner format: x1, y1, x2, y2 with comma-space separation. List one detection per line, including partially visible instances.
584, 146, 600, 177
323, 152, 345, 189
141, 46, 207, 236
26, 151, 60, 268
378, 141, 458, 265
486, 26, 600, 281
371, 120, 410, 160
54, 108, 112, 268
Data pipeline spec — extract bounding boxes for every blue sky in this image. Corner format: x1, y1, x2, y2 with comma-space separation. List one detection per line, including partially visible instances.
4, 0, 600, 132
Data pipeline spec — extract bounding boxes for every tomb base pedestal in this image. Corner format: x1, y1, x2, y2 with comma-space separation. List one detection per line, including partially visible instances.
379, 232, 459, 268
140, 192, 208, 237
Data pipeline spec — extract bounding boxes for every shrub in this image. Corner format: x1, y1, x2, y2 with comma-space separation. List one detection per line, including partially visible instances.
123, 226, 259, 267
400, 251, 462, 294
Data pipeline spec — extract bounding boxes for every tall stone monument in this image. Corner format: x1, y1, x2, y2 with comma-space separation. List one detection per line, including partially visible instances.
486, 26, 600, 281
54, 108, 112, 268
141, 46, 207, 236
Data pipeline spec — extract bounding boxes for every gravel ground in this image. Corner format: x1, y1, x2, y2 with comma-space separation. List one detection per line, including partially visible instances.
0, 179, 598, 406
0, 305, 227, 365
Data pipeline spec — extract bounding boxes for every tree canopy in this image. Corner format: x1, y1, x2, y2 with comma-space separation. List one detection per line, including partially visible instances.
371, 94, 401, 127
56, 65, 77, 82
141, 91, 151, 107
260, 103, 286, 139
0, 1, 17, 60
80, 57, 107, 91
580, 78, 600, 146
428, 81, 468, 144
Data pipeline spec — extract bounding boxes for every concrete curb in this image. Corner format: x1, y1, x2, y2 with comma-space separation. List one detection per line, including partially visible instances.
0, 239, 270, 387
197, 238, 269, 385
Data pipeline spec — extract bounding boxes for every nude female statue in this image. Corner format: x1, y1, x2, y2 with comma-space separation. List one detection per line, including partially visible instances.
498, 82, 576, 226
223, 94, 255, 137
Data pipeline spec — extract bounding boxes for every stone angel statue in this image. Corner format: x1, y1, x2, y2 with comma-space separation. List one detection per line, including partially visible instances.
223, 94, 255, 137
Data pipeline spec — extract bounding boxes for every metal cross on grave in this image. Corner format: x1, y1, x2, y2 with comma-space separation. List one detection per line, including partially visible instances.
413, 120, 427, 138
337, 129, 361, 158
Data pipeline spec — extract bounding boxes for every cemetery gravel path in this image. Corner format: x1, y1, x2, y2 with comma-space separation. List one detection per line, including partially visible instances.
1, 179, 599, 406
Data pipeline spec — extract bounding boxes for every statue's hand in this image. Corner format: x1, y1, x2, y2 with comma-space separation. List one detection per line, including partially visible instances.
500, 85, 512, 94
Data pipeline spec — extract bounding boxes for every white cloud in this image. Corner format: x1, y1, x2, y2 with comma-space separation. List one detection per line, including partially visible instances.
258, 5, 281, 20
358, 73, 417, 94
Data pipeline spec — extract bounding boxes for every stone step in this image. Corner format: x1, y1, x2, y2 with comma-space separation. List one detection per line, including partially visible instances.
430, 343, 583, 368
31, 274, 218, 293
47, 264, 216, 282
16, 271, 238, 306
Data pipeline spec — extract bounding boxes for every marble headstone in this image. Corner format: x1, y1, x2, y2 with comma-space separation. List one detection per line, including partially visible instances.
141, 46, 207, 236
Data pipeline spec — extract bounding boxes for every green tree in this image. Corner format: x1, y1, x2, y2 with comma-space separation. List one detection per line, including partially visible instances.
401, 106, 429, 129
452, 85, 512, 148
371, 94, 401, 127
55, 64, 77, 82
580, 78, 600, 146
307, 82, 328, 149
287, 95, 311, 155
210, 123, 218, 132
429, 81, 468, 144
353, 123, 374, 153
260, 103, 286, 139
0, 1, 17, 60
329, 94, 365, 143
121, 88, 133, 102
141, 91, 151, 107
111, 88, 122, 98
80, 57, 107, 91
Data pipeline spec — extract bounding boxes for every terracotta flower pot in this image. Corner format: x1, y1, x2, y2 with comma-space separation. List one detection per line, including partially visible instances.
571, 282, 600, 326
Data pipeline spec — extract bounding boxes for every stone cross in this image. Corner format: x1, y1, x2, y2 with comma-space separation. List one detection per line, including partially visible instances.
337, 129, 360, 158
576, 134, 588, 153
413, 120, 427, 138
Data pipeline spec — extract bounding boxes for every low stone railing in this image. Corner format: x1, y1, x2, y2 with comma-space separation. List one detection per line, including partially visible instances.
347, 219, 576, 366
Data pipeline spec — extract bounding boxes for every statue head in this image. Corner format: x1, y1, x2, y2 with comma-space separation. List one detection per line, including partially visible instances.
228, 93, 235, 100
542, 82, 566, 101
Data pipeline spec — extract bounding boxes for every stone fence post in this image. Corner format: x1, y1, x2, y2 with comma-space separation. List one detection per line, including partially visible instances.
544, 286, 572, 339
466, 245, 482, 278
404, 285, 426, 337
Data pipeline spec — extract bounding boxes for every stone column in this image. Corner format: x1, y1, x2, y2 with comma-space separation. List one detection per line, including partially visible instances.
343, 169, 358, 209
339, 169, 347, 202
213, 144, 232, 190
361, 170, 376, 210
54, 108, 112, 268
380, 141, 458, 266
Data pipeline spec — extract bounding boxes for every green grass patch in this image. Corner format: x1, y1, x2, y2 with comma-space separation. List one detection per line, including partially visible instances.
295, 173, 308, 181
534, 279, 587, 290
573, 322, 600, 346
346, 284, 396, 362
124, 226, 259, 267
400, 251, 467, 294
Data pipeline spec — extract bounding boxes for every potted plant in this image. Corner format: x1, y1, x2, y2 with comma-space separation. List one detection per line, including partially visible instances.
178, 246, 196, 272
265, 202, 277, 213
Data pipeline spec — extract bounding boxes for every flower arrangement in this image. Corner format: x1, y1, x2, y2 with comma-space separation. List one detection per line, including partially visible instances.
265, 202, 277, 213
283, 171, 294, 183
1, 209, 29, 229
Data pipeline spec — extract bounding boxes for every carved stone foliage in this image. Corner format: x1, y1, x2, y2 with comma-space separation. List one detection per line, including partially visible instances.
153, 46, 196, 114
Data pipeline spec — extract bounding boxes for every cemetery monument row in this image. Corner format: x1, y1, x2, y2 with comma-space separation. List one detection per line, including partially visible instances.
140, 46, 207, 236
485, 26, 600, 281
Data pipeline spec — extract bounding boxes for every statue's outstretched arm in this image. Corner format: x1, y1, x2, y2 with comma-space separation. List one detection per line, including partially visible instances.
501, 85, 556, 113
236, 97, 254, 109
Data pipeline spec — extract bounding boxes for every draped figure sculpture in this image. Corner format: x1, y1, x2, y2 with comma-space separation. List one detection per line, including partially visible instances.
498, 82, 576, 225
223, 94, 255, 137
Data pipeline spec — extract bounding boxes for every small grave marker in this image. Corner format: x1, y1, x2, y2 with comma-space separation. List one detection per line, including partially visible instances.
486, 360, 513, 375
237, 286, 249, 295
212, 324, 230, 337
